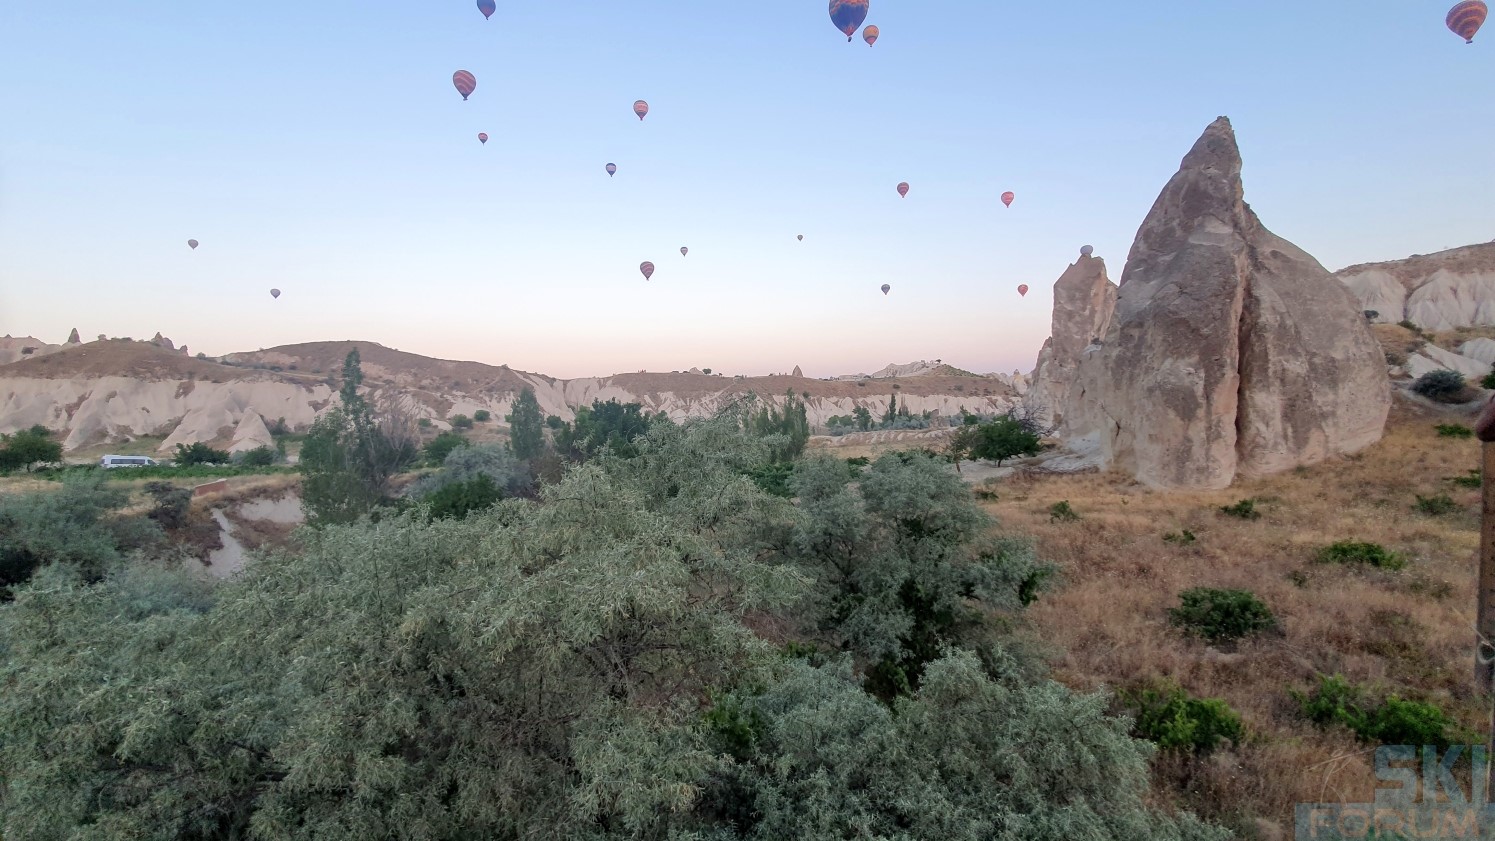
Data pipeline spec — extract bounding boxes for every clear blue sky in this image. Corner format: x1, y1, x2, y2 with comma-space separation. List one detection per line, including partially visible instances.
1, 1, 1490, 378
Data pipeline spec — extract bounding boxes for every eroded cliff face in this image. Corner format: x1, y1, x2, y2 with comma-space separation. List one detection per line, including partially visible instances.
1024, 255, 1117, 428
1063, 117, 1389, 489
1337, 243, 1495, 330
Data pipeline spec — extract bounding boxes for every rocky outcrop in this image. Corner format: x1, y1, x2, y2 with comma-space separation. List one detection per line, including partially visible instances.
792, 365, 803, 377
67, 328, 81, 344
150, 332, 176, 351
1337, 243, 1495, 329
1461, 338, 1495, 366
1406, 344, 1490, 380
1024, 255, 1117, 427
1064, 117, 1389, 489
0, 337, 63, 366
228, 410, 275, 453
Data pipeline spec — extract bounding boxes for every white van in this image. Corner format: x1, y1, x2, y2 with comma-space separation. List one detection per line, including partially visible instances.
99, 454, 159, 469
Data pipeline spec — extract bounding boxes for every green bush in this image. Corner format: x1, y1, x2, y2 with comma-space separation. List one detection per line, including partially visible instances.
844, 456, 870, 467
423, 431, 468, 465
1169, 587, 1276, 644
234, 446, 278, 467
743, 462, 795, 498
1412, 370, 1468, 403
173, 442, 231, 466
1414, 494, 1460, 516
1316, 541, 1405, 570
1218, 499, 1260, 520
0, 426, 63, 473
1450, 470, 1482, 489
1483, 368, 1495, 391
424, 474, 502, 521
1125, 681, 1244, 754
449, 414, 474, 430
417, 417, 433, 429
1297, 674, 1467, 747
1049, 500, 1079, 522
1398, 319, 1421, 333
473, 409, 492, 423
1163, 530, 1197, 545
1436, 424, 1474, 438
143, 481, 192, 531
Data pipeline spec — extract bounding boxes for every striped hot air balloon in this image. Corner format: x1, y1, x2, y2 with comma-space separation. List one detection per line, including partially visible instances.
829, 0, 869, 41
863, 25, 879, 46
880, 284, 891, 295
605, 162, 617, 176
477, 132, 488, 144
1017, 284, 1029, 297
453, 70, 476, 100
640, 261, 655, 280
680, 247, 688, 257
1448, 0, 1488, 42
1001, 191, 1015, 207
477, 0, 496, 19
896, 181, 909, 198
633, 100, 649, 120
187, 239, 199, 250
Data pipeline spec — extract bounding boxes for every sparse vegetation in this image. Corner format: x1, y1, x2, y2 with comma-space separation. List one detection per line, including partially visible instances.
1483, 367, 1495, 390
1450, 469, 1482, 489
1048, 500, 1079, 522
1411, 369, 1468, 403
1315, 540, 1405, 570
1413, 493, 1460, 516
1168, 587, 1276, 644
449, 413, 474, 429
1163, 530, 1197, 545
1218, 498, 1260, 520
1435, 423, 1473, 438
1296, 674, 1468, 748
1124, 681, 1244, 754
473, 409, 491, 422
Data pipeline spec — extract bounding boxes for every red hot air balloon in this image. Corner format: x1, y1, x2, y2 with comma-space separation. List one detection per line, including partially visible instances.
640, 261, 655, 280
605, 162, 617, 177
863, 25, 879, 46
680, 247, 688, 257
829, 0, 869, 41
880, 284, 891, 295
896, 182, 909, 198
453, 70, 476, 100
1001, 191, 1015, 207
1017, 284, 1029, 297
1448, 0, 1488, 42
477, 0, 496, 19
270, 288, 281, 299
187, 239, 199, 250
477, 132, 488, 144
633, 100, 649, 120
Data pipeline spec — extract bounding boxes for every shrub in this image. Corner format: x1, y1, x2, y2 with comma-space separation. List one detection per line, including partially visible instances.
234, 446, 278, 467
1169, 587, 1276, 644
423, 431, 468, 465
1049, 500, 1079, 522
473, 409, 491, 423
1414, 493, 1460, 516
424, 474, 502, 521
1218, 498, 1260, 520
173, 442, 231, 466
1163, 530, 1197, 545
1124, 681, 1244, 754
1450, 470, 1482, 489
1483, 368, 1495, 390
1412, 370, 1468, 403
743, 462, 794, 498
449, 414, 474, 430
1436, 423, 1474, 438
0, 426, 64, 473
1398, 319, 1420, 332
1316, 541, 1405, 570
143, 481, 192, 531
417, 418, 432, 429
844, 456, 870, 467
1296, 674, 1467, 747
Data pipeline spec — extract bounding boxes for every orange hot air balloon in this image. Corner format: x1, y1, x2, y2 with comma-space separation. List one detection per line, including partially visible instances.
633, 100, 649, 120
880, 284, 891, 295
1001, 191, 1015, 207
1448, 0, 1488, 42
187, 239, 199, 250
863, 25, 879, 45
896, 182, 909, 198
680, 247, 688, 257
270, 288, 281, 299
477, 132, 488, 144
605, 162, 617, 176
829, 0, 869, 41
640, 261, 655, 280
453, 70, 476, 100
1017, 284, 1029, 297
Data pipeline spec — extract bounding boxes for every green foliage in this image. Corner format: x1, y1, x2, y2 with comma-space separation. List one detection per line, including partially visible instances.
852, 405, 872, 430
743, 461, 795, 498
410, 442, 530, 501
448, 413, 474, 429
1483, 367, 1495, 390
742, 390, 811, 463
1398, 319, 1420, 332
1414, 493, 1460, 516
417, 417, 432, 428
1296, 675, 1468, 747
1163, 530, 1197, 545
0, 474, 161, 596
233, 445, 278, 467
844, 456, 870, 467
1316, 540, 1406, 570
505, 387, 545, 461
0, 426, 62, 473
1412, 369, 1468, 403
173, 441, 232, 466
472, 409, 491, 422
1218, 498, 1260, 520
142, 481, 191, 531
1435, 423, 1474, 438
553, 398, 668, 462
423, 474, 502, 520
41, 464, 293, 482
1168, 588, 1277, 644
422, 430, 468, 465
950, 414, 1043, 465
1125, 681, 1244, 754
1450, 470, 1482, 489
1049, 500, 1079, 523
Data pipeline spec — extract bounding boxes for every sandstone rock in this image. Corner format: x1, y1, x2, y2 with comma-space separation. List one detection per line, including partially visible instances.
1336, 243, 1495, 329
151, 332, 176, 351
1064, 117, 1389, 489
1406, 344, 1489, 380
97, 334, 107, 342
1024, 255, 1117, 427
792, 365, 803, 377
229, 410, 276, 453
67, 328, 81, 344
1461, 338, 1495, 366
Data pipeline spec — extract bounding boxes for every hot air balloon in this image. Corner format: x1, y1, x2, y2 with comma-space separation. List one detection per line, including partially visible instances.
880, 283, 891, 295
605, 162, 617, 177
897, 182, 909, 198
187, 239, 199, 250
453, 70, 476, 100
797, 234, 804, 241
1017, 284, 1029, 297
863, 25, 879, 45
477, 0, 496, 19
1001, 191, 1015, 207
829, 0, 870, 41
1080, 245, 1094, 257
640, 261, 655, 280
680, 247, 688, 257
1448, 0, 1487, 42
477, 132, 488, 144
270, 288, 281, 299
633, 100, 649, 120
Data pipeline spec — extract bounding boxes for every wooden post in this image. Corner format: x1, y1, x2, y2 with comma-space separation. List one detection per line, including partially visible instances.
1476, 395, 1495, 695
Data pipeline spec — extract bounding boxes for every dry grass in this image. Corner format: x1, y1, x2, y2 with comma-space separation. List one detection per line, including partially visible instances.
989, 398, 1489, 835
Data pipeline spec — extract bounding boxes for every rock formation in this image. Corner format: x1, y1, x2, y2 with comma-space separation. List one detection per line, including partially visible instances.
228, 410, 276, 453
1063, 117, 1390, 489
1024, 255, 1117, 427
150, 332, 176, 350
67, 328, 81, 344
1337, 243, 1495, 329
792, 365, 803, 377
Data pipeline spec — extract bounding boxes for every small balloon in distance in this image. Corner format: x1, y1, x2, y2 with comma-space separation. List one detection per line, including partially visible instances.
896, 182, 909, 198
880, 283, 891, 295
605, 162, 617, 176
187, 239, 199, 250
1017, 284, 1029, 297
1001, 191, 1014, 207
863, 25, 879, 46
680, 247, 688, 257
453, 70, 476, 100
640, 261, 655, 280
477, 0, 495, 19
633, 100, 649, 120
270, 288, 281, 299
1080, 245, 1094, 257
